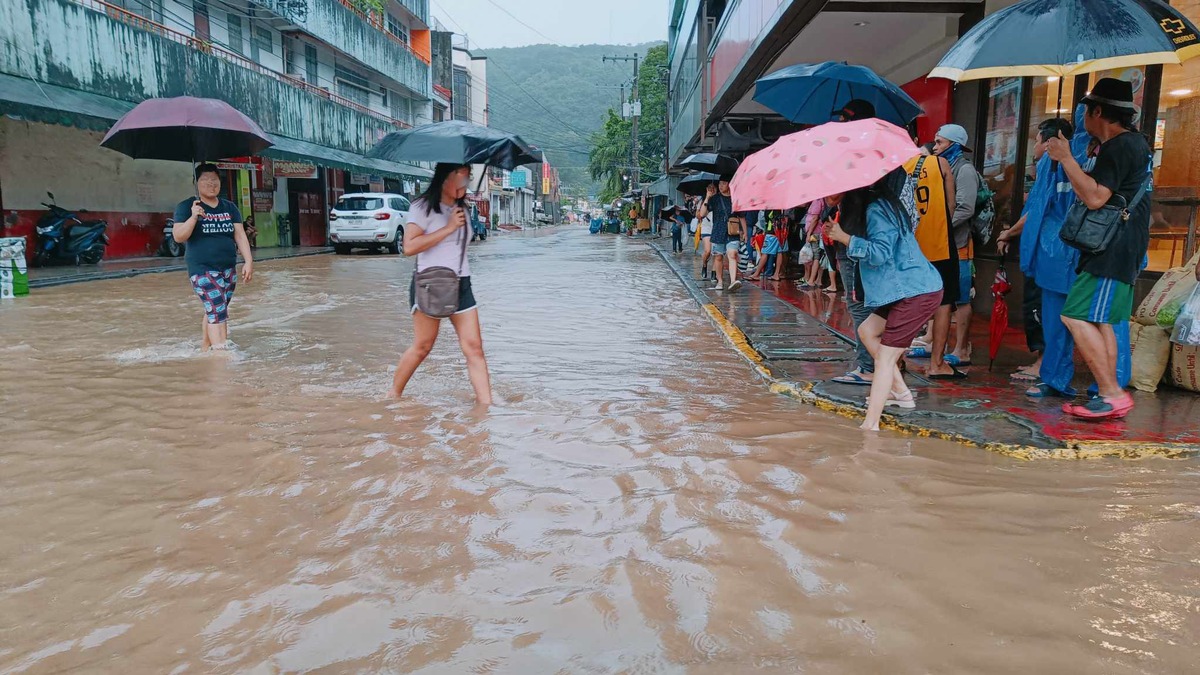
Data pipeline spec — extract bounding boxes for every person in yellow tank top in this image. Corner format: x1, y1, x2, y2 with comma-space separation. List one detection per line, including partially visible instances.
902, 145, 964, 379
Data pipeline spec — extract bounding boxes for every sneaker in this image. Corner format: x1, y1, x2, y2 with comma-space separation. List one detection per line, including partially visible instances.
711, 283, 725, 291
1065, 393, 1134, 420
728, 279, 743, 292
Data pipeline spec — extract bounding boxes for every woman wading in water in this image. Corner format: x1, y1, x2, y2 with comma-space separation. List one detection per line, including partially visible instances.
388, 164, 492, 404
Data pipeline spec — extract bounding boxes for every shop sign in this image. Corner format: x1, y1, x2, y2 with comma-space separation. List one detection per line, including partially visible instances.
510, 171, 527, 188
542, 178, 550, 194
261, 158, 276, 191
240, 186, 252, 217
350, 172, 370, 185
216, 161, 258, 171
273, 161, 318, 179
251, 189, 275, 213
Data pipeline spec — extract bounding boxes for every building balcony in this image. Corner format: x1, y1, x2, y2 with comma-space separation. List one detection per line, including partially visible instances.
1, 0, 411, 155
296, 0, 431, 96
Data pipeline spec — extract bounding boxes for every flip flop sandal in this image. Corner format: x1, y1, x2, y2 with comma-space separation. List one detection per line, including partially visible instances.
927, 368, 968, 380
1010, 370, 1041, 382
943, 354, 972, 367
1025, 382, 1072, 399
906, 347, 933, 359
831, 371, 873, 385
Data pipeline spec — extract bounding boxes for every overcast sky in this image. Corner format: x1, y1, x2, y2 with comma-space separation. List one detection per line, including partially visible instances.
430, 0, 668, 49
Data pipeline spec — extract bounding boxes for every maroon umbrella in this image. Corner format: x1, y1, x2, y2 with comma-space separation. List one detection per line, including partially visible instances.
101, 96, 272, 162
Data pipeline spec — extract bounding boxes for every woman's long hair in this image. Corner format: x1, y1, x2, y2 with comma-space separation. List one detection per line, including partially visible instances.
419, 163, 469, 215
838, 167, 910, 239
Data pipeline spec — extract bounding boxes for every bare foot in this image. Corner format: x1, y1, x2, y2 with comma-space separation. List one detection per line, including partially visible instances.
859, 421, 880, 432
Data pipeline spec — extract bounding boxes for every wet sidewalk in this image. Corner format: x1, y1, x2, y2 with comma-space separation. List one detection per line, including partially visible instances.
26, 246, 331, 288
651, 242, 1200, 458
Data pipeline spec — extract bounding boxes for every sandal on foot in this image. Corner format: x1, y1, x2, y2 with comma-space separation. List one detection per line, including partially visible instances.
906, 346, 932, 359
1010, 369, 1040, 382
832, 371, 873, 386
1025, 382, 1072, 399
1064, 393, 1134, 419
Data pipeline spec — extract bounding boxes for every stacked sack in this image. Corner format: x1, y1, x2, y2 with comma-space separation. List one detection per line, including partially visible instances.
0, 237, 29, 298
1132, 250, 1200, 392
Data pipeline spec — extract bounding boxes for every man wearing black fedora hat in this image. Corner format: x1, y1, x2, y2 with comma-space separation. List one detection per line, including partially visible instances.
1045, 77, 1151, 420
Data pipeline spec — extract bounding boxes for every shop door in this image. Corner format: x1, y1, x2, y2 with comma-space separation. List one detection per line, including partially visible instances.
298, 193, 326, 246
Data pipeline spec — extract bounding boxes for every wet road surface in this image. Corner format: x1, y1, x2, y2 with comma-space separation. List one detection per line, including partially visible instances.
1, 228, 1198, 673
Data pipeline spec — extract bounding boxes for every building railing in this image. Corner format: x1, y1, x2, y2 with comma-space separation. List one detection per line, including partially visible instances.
433, 84, 452, 101
333, 0, 431, 64
73, 0, 411, 129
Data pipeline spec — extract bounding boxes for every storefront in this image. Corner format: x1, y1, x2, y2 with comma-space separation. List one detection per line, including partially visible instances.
971, 3, 1200, 285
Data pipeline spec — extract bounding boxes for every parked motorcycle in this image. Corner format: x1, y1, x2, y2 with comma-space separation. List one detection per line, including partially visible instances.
157, 218, 185, 257
33, 192, 109, 267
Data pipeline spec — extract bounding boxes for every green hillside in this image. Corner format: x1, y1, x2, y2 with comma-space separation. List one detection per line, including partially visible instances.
478, 42, 665, 195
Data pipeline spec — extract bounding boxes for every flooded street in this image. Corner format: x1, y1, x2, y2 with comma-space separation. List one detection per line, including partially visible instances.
1, 228, 1198, 673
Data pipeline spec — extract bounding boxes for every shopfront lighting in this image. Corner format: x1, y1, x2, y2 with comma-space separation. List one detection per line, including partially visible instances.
1170, 89, 1193, 96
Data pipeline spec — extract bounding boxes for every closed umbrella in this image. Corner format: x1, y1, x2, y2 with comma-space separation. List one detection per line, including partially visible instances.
101, 96, 272, 161
677, 153, 740, 177
730, 119, 920, 212
989, 259, 1013, 370
368, 120, 540, 170
753, 61, 924, 127
677, 172, 722, 196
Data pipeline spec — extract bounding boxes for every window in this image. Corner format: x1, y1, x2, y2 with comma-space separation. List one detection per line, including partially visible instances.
305, 45, 319, 85
227, 13, 244, 55
980, 76, 1023, 243
1146, 0, 1200, 271
255, 27, 273, 55
453, 66, 472, 122
390, 94, 412, 124
1023, 76, 1077, 194
387, 15, 410, 45
337, 82, 371, 107
335, 197, 384, 211
390, 197, 410, 211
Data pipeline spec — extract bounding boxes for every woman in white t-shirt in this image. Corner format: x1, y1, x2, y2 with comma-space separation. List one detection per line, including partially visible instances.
388, 163, 492, 404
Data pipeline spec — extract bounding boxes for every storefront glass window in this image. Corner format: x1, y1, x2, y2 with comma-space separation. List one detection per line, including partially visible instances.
1148, 0, 1200, 271
981, 77, 1023, 238
1023, 76, 1076, 194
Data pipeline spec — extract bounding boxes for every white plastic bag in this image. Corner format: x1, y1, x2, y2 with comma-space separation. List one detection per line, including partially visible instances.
1170, 285, 1200, 346
797, 242, 815, 265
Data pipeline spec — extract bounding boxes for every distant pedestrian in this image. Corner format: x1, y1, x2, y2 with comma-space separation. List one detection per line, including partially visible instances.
1046, 78, 1150, 419
389, 163, 492, 405
670, 206, 686, 253
933, 123, 983, 368
173, 163, 254, 352
827, 168, 943, 432
697, 180, 742, 291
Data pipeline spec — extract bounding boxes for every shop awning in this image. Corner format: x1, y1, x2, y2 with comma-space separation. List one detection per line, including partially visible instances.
0, 73, 134, 131
646, 176, 673, 197
260, 135, 433, 180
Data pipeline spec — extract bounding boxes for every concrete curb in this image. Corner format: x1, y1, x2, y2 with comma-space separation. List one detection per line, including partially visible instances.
29, 248, 332, 288
650, 242, 1198, 460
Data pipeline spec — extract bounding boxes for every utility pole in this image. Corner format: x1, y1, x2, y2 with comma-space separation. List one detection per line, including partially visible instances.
603, 53, 641, 190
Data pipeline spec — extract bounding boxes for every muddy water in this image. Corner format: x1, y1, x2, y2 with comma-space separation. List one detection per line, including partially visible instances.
1, 229, 1197, 674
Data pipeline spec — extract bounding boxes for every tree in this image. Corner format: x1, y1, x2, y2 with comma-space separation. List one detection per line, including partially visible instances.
588, 44, 668, 204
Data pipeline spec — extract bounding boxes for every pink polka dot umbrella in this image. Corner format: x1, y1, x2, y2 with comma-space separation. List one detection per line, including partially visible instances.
730, 118, 920, 212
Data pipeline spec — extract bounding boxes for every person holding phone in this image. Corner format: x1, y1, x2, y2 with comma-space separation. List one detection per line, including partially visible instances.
389, 163, 492, 405
172, 163, 254, 352
697, 180, 742, 292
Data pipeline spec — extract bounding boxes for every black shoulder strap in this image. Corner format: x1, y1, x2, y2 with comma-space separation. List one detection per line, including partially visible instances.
911, 156, 927, 178
1126, 176, 1150, 212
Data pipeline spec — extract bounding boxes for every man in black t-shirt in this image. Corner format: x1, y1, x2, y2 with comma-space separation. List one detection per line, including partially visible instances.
1045, 78, 1150, 420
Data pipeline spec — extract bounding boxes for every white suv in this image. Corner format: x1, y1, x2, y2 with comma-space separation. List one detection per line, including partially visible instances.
329, 193, 410, 254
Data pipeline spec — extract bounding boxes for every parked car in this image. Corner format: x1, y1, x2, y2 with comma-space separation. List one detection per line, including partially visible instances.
328, 193, 409, 254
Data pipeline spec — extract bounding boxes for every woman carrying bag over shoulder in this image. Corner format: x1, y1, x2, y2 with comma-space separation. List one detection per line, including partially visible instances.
388, 163, 492, 405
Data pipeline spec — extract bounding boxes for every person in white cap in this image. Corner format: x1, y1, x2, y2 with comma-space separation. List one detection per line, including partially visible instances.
932, 123, 981, 368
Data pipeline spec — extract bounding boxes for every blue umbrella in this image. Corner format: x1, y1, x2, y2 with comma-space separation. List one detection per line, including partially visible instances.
753, 61, 924, 127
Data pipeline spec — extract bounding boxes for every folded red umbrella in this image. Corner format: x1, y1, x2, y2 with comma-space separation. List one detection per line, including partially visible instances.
988, 259, 1013, 369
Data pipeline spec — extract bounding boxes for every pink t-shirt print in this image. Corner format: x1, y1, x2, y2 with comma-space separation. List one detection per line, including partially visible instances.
408, 198, 470, 277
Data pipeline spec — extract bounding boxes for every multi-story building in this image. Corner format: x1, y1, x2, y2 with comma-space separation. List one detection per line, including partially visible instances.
0, 0, 435, 257
668, 0, 1200, 300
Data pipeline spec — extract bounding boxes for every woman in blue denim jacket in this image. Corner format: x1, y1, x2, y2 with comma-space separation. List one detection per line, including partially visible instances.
828, 168, 944, 431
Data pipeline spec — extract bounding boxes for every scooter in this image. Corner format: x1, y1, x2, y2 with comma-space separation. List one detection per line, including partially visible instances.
157, 219, 185, 257
33, 192, 109, 267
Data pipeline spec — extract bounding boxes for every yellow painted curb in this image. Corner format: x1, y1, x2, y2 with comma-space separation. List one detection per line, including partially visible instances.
698, 303, 1198, 461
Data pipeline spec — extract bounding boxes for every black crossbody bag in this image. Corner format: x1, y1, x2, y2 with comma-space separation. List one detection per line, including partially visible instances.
1059, 178, 1148, 255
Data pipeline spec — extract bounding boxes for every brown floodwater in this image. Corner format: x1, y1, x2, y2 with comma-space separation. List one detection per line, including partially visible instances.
1, 228, 1197, 674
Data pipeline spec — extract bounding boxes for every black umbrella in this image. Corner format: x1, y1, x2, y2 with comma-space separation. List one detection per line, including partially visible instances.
100, 96, 273, 161
659, 205, 692, 220
678, 153, 739, 177
368, 120, 540, 170
931, 0, 1200, 83
677, 172, 723, 196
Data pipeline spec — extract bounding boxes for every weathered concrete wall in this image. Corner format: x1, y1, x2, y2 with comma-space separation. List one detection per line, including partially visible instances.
0, 118, 191, 257
298, 0, 429, 96
0, 0, 396, 155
